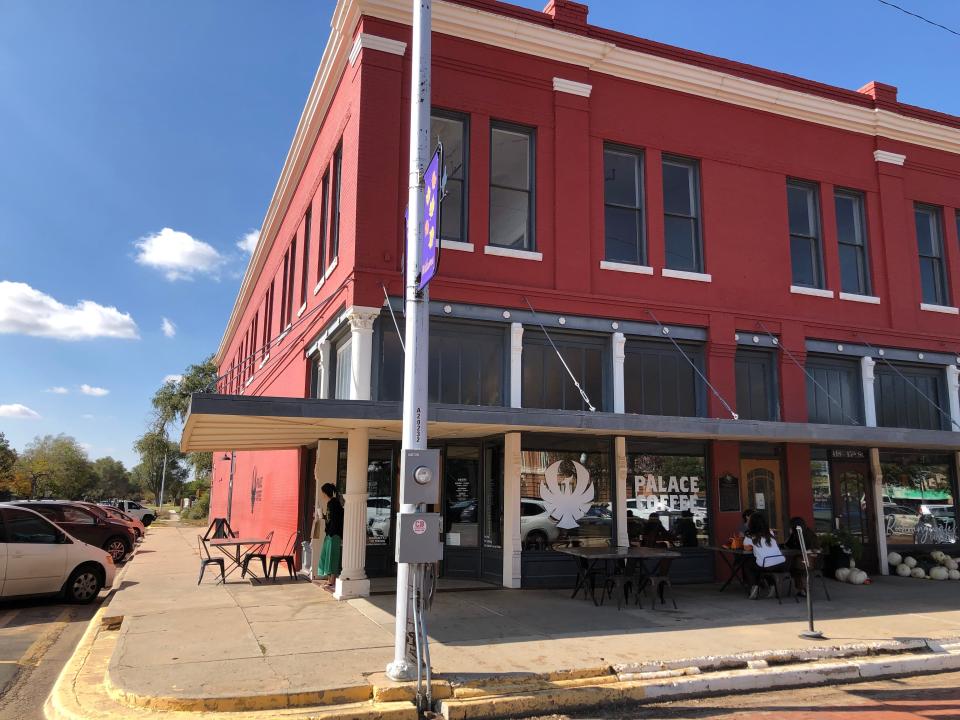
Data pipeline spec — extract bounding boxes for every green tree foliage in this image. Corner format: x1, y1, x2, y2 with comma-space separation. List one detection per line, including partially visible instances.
0, 432, 20, 498
91, 456, 132, 500
151, 356, 217, 480
132, 430, 189, 503
14, 435, 96, 499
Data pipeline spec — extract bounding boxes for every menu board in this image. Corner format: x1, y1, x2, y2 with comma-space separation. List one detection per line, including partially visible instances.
718, 474, 741, 513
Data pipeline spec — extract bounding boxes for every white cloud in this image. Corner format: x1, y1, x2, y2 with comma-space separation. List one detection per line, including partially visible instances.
163, 374, 184, 385
237, 229, 259, 255
0, 403, 40, 419
0, 281, 139, 341
161, 317, 176, 338
135, 228, 224, 281
81, 414, 95, 420
46, 386, 69, 394
80, 384, 109, 397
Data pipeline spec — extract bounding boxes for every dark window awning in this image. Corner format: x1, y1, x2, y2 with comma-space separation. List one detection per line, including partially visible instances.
180, 394, 960, 453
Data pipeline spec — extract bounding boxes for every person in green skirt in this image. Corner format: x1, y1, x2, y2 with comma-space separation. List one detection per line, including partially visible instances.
317, 483, 343, 589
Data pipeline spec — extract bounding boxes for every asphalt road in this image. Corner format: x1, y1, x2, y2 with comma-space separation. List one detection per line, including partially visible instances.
527, 669, 960, 719
0, 594, 104, 720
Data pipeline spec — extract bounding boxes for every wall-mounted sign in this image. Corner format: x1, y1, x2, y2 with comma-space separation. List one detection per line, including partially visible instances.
830, 448, 866, 460
718, 474, 740, 512
755, 492, 766, 510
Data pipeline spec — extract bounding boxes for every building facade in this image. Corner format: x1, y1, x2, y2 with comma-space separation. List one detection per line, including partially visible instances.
185, 0, 960, 598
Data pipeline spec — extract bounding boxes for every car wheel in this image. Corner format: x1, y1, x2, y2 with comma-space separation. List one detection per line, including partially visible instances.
104, 536, 130, 563
65, 565, 103, 603
142, 515, 155, 527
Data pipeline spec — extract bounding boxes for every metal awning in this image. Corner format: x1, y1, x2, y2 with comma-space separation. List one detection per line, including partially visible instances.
180, 394, 960, 452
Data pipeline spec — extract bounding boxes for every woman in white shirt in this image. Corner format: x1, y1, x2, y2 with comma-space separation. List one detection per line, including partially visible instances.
742, 512, 786, 599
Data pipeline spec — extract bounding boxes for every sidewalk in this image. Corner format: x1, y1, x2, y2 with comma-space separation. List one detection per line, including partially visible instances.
49, 525, 960, 719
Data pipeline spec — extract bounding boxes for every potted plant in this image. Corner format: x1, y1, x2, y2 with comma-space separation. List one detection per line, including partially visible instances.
817, 530, 863, 577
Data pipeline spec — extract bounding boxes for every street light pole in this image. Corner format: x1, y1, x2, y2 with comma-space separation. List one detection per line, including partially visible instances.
387, 0, 431, 682
158, 452, 168, 513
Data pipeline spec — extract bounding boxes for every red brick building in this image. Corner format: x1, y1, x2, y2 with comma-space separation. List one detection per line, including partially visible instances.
184, 0, 960, 597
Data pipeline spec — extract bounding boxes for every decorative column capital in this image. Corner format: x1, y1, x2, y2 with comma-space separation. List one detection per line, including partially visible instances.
947, 364, 960, 390
346, 305, 380, 333
861, 355, 876, 382
612, 331, 626, 361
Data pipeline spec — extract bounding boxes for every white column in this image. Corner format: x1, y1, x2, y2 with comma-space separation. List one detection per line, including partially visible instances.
869, 448, 889, 575
502, 432, 522, 588
335, 428, 370, 599
346, 306, 380, 401
861, 356, 877, 427
318, 341, 331, 400
612, 332, 626, 414
510, 323, 524, 408
615, 436, 628, 547
310, 440, 339, 578
946, 365, 960, 431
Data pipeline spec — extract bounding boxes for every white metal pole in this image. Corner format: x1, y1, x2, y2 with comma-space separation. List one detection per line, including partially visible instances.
387, 0, 431, 682
226, 451, 236, 525
158, 452, 168, 514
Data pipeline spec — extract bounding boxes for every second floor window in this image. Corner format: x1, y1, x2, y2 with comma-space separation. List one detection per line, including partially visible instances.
330, 144, 342, 265
916, 203, 948, 306
662, 155, 703, 272
835, 189, 870, 295
431, 111, 468, 243
604, 145, 645, 265
300, 206, 312, 304
317, 171, 329, 278
787, 179, 823, 288
285, 237, 297, 326
489, 122, 534, 250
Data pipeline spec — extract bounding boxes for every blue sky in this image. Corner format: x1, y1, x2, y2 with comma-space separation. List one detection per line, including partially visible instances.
1, 0, 958, 469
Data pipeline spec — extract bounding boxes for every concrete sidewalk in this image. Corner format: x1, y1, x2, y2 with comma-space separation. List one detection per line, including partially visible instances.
55, 525, 960, 717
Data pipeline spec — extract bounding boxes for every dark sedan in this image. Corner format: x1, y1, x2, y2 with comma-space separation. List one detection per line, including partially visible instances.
10, 501, 136, 563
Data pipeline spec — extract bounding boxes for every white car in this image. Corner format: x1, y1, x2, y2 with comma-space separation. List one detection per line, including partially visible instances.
520, 498, 561, 549
0, 504, 116, 603
107, 500, 156, 526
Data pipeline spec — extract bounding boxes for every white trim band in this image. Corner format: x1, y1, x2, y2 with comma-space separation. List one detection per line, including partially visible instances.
839, 292, 881, 304
441, 239, 474, 252
600, 260, 653, 275
920, 303, 960, 315
552, 77, 592, 97
484, 245, 543, 261
790, 285, 834, 298
349, 33, 407, 66
662, 268, 712, 282
873, 150, 906, 166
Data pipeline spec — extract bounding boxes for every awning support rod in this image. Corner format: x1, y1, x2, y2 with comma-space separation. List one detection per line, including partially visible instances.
523, 296, 595, 412
381, 282, 406, 354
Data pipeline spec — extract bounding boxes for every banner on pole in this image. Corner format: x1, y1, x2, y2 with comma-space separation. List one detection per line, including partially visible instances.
418, 144, 442, 292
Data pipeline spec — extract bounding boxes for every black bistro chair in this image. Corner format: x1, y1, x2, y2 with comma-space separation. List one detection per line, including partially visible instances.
638, 558, 678, 611
241, 530, 274, 579
268, 530, 300, 580
197, 535, 225, 585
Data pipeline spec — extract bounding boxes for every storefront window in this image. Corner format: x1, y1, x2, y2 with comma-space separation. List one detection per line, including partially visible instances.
880, 452, 956, 546
810, 459, 832, 533
520, 440, 612, 550
366, 447, 394, 546
625, 452, 708, 546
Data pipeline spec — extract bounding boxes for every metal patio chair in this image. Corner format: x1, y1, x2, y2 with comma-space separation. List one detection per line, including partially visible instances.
197, 535, 225, 585
241, 530, 274, 579
268, 530, 300, 580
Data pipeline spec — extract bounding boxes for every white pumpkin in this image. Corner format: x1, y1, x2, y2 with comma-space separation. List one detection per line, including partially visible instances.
946, 559, 958, 571
848, 570, 868, 585
930, 566, 949, 581
932, 550, 946, 563
888, 552, 903, 566
904, 556, 918, 568
835, 567, 852, 582
949, 569, 960, 581
911, 567, 926, 579
896, 563, 912, 577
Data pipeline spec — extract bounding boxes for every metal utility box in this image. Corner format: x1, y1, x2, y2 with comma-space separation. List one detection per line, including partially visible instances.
401, 448, 441, 506
395, 512, 443, 563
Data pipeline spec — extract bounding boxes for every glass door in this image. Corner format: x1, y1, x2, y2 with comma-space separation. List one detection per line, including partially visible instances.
740, 458, 785, 539
442, 445, 481, 578
481, 440, 504, 584
832, 461, 876, 571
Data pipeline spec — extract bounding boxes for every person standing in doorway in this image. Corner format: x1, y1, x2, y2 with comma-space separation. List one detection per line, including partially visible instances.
317, 483, 343, 590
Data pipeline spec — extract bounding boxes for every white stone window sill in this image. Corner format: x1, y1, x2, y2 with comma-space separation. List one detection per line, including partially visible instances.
245, 377, 253, 388
297, 303, 307, 318
920, 303, 960, 315
662, 268, 712, 283
790, 285, 834, 298
313, 277, 325, 295
278, 326, 291, 342
259, 355, 269, 369
839, 292, 880, 304
325, 257, 339, 280
484, 245, 543, 261
441, 239, 474, 252
600, 260, 653, 275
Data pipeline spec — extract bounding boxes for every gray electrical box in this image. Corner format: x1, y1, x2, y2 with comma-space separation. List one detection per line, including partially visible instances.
395, 512, 443, 563
401, 448, 441, 505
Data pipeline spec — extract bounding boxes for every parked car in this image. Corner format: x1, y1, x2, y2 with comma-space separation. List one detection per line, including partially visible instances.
0, 503, 115, 603
77, 502, 145, 541
520, 498, 560, 549
11, 501, 136, 563
105, 500, 156, 526
367, 496, 391, 539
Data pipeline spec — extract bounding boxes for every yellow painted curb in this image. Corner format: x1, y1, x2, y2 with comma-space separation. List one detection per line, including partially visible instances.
373, 679, 453, 703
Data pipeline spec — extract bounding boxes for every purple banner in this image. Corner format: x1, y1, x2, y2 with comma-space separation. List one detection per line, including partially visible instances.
418, 146, 442, 291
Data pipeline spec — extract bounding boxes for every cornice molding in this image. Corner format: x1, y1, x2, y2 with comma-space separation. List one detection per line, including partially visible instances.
873, 149, 907, 166
349, 32, 407, 66
552, 77, 592, 97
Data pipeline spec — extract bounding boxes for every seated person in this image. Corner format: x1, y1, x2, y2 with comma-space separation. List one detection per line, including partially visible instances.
640, 513, 675, 548
739, 507, 755, 538
742, 512, 786, 599
674, 509, 699, 548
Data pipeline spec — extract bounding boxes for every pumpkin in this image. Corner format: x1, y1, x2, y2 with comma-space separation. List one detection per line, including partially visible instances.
949, 569, 960, 581
888, 552, 903, 566
904, 556, 918, 568
896, 563, 912, 577
911, 567, 926, 579
946, 559, 958, 571
835, 567, 852, 582
932, 550, 946, 563
930, 566, 949, 581
848, 569, 868, 585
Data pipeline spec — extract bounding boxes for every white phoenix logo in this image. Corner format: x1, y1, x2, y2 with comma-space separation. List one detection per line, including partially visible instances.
540, 459, 594, 529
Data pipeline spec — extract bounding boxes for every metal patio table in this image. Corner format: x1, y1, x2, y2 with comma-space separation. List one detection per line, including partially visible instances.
557, 545, 681, 608
209, 537, 270, 582
708, 545, 801, 593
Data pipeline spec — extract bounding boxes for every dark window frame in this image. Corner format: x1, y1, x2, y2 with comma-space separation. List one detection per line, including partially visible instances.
431, 109, 469, 244
735, 349, 780, 422
329, 328, 352, 400
835, 188, 871, 296
489, 120, 536, 251
329, 144, 343, 266
662, 154, 704, 273
317, 170, 330, 278
300, 204, 312, 305
521, 331, 609, 412
804, 355, 864, 426
876, 362, 949, 431
915, 203, 949, 306
603, 143, 646, 265
787, 178, 825, 289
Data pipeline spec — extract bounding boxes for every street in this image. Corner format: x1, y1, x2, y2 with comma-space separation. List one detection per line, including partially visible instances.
0, 595, 103, 720
536, 670, 960, 720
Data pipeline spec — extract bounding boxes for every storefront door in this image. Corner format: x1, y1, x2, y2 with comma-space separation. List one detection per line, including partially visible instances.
740, 458, 785, 538
831, 459, 876, 571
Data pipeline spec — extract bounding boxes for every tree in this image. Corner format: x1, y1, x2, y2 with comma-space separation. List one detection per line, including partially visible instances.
133, 428, 189, 504
0, 432, 18, 498
152, 355, 218, 481
13, 435, 96, 499
91, 457, 132, 500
